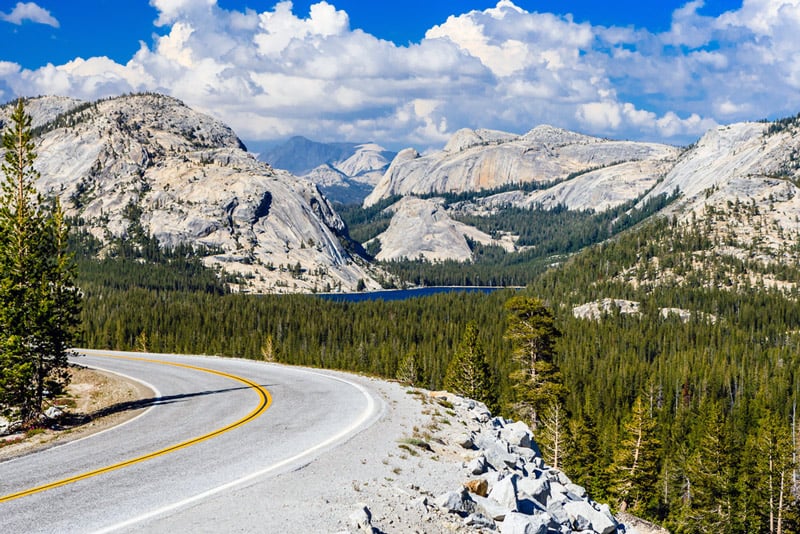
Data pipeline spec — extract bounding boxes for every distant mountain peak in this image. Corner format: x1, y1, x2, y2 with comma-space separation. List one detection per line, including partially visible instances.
256, 136, 397, 204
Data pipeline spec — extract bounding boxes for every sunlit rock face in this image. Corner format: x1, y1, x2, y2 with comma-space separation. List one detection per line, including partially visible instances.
2, 94, 381, 293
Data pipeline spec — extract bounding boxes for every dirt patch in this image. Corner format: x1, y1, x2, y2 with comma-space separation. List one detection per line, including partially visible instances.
0, 365, 153, 461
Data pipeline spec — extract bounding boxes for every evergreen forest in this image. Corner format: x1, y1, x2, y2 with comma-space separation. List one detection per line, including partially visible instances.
72, 206, 800, 532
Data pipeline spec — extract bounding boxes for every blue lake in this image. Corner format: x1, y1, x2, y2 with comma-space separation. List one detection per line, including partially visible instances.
316, 286, 516, 303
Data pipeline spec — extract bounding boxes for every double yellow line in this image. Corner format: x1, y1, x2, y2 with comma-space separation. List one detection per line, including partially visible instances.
0, 355, 272, 503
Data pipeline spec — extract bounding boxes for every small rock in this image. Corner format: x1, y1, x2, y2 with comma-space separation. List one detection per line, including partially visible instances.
510, 445, 537, 463
563, 500, 618, 534
491, 416, 507, 429
484, 447, 521, 471
412, 496, 430, 513
349, 504, 373, 533
565, 483, 587, 499
488, 474, 519, 512
465, 512, 497, 530
44, 406, 64, 420
500, 421, 532, 448
464, 478, 489, 497
471, 494, 512, 521
545, 500, 571, 527
499, 511, 549, 534
473, 407, 492, 423
436, 489, 475, 514
546, 480, 568, 504
458, 433, 475, 449
468, 455, 488, 475
517, 476, 550, 506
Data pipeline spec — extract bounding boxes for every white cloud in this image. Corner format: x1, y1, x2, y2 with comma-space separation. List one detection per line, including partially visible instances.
150, 0, 215, 27
4, 0, 800, 150
1, 2, 59, 27
661, 0, 714, 48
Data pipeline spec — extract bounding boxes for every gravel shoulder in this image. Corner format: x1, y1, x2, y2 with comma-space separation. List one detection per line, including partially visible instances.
144, 370, 497, 533
0, 364, 154, 462
252, 376, 476, 533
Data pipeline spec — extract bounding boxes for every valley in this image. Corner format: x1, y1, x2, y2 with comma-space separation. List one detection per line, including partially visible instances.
4, 93, 800, 532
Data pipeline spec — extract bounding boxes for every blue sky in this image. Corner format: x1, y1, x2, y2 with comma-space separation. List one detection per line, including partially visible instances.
0, 1, 796, 149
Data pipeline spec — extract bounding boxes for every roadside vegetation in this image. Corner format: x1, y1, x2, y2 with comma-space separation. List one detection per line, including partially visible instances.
0, 101, 81, 427
72, 211, 800, 532
7, 101, 800, 531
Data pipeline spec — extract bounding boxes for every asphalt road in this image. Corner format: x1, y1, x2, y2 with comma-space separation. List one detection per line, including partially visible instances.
0, 350, 382, 533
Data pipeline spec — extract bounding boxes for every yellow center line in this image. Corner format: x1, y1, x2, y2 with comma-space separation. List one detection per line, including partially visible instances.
0, 354, 272, 503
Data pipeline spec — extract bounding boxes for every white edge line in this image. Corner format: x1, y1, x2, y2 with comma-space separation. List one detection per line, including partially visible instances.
0, 358, 161, 467
92, 368, 384, 534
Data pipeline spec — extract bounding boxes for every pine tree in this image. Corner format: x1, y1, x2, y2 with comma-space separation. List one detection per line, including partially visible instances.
396, 346, 418, 386
537, 400, 567, 469
684, 401, 737, 533
504, 296, 563, 429
0, 99, 80, 424
261, 334, 277, 362
443, 321, 495, 408
749, 412, 795, 534
610, 396, 661, 516
563, 410, 603, 497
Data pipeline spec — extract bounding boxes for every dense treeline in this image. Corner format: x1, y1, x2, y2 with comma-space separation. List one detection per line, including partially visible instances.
527, 217, 800, 531
72, 196, 800, 531
78, 280, 518, 397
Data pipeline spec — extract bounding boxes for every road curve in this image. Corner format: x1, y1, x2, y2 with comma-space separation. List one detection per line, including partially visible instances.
0, 350, 383, 533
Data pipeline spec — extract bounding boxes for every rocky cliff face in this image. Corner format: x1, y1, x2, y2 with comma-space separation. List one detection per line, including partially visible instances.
362, 118, 800, 268
367, 197, 513, 263
642, 119, 800, 270
365, 125, 678, 208
361, 125, 678, 262
3, 94, 382, 293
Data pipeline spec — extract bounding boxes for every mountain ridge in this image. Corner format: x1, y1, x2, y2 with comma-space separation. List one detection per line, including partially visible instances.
1, 93, 384, 293
258, 136, 396, 204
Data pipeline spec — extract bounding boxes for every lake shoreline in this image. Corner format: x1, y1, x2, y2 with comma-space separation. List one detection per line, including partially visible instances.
315, 285, 522, 302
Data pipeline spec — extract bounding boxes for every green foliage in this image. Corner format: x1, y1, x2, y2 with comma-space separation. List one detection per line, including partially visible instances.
0, 100, 81, 423
536, 400, 567, 469
562, 410, 604, 499
679, 401, 737, 533
443, 321, 495, 409
504, 296, 564, 429
764, 111, 800, 137
610, 396, 661, 516
395, 346, 419, 386
336, 195, 401, 245
79, 284, 517, 394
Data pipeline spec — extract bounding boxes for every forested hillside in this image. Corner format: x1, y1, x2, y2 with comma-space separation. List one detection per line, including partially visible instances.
530, 217, 800, 531
73, 210, 800, 532
64, 110, 800, 532
337, 187, 678, 286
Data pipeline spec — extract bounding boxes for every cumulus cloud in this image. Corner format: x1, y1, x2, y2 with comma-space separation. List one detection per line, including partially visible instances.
3, 1, 800, 149
1, 2, 59, 27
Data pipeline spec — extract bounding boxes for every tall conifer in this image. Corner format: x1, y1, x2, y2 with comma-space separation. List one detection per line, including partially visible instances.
443, 321, 495, 408
610, 396, 661, 515
0, 99, 80, 424
504, 296, 563, 429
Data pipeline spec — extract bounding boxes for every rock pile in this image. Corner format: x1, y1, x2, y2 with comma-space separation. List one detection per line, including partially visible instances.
431, 393, 619, 534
